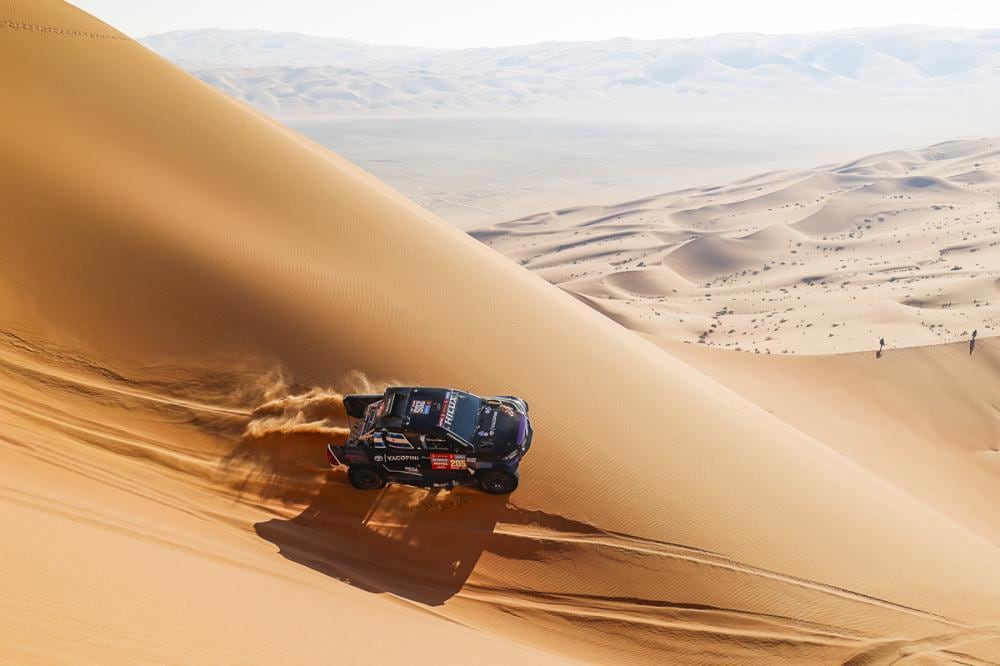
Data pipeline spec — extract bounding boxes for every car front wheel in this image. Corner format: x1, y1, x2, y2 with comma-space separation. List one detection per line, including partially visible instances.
479, 470, 519, 494
348, 466, 386, 490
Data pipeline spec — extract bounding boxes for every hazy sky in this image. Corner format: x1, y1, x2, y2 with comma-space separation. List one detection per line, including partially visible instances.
74, 0, 1000, 47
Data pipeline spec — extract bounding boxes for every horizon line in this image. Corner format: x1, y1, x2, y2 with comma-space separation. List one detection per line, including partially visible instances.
139, 22, 996, 51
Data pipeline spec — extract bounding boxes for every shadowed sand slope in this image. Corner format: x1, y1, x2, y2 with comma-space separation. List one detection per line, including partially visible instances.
2, 2, 1000, 664
475, 140, 1000, 354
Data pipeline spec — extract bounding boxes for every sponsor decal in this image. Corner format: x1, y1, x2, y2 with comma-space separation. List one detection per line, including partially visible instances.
385, 432, 413, 449
430, 452, 467, 470
490, 410, 498, 431
438, 391, 456, 427
409, 400, 432, 415
373, 454, 384, 462
386, 454, 421, 462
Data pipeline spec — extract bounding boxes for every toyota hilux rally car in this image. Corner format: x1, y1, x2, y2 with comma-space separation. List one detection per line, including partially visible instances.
326, 387, 532, 494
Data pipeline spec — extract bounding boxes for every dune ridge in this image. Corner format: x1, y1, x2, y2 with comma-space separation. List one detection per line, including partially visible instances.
2, 2, 1000, 663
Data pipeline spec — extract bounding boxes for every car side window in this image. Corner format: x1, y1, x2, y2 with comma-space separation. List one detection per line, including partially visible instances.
422, 433, 451, 450
449, 435, 475, 452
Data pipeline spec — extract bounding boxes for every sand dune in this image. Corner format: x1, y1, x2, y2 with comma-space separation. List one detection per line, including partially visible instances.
3, 2, 1000, 664
661, 337, 1000, 545
476, 138, 1000, 354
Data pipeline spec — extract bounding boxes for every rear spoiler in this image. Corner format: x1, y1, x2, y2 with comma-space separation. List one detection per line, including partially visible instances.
343, 394, 383, 419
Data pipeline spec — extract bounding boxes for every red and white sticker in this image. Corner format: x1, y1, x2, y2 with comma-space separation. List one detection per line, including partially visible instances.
430, 452, 467, 470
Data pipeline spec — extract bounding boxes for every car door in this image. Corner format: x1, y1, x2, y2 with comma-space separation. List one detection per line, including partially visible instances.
424, 432, 472, 481
378, 430, 424, 479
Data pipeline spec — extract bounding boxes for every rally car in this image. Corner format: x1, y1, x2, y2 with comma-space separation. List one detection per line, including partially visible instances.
326, 387, 532, 494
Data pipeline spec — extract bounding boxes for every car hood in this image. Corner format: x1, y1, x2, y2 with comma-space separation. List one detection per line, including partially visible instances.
472, 402, 525, 449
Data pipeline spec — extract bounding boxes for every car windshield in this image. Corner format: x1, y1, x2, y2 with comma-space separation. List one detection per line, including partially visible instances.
439, 390, 481, 442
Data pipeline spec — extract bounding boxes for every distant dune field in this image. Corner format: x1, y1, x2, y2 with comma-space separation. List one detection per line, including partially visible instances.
475, 139, 1000, 353
142, 27, 1000, 116
1, 3, 999, 665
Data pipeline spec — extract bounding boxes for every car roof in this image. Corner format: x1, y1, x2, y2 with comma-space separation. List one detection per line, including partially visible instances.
381, 387, 451, 425
376, 387, 480, 432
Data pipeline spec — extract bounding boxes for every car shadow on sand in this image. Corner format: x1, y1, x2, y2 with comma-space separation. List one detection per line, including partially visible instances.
254, 469, 511, 606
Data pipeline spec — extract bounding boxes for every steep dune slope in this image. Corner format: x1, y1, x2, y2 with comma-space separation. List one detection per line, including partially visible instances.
2, 3, 1000, 664
661, 338, 1000, 546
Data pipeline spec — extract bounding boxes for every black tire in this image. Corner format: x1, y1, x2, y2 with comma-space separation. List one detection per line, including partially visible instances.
348, 466, 385, 490
478, 470, 519, 495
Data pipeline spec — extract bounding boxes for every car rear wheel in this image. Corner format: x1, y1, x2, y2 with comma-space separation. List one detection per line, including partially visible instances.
348, 466, 386, 490
479, 470, 519, 495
